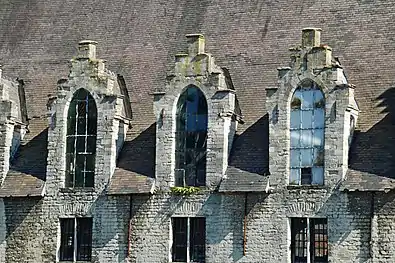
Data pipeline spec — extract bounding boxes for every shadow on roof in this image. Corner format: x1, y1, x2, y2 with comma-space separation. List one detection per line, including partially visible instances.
345, 87, 395, 190
228, 114, 269, 175
9, 127, 48, 181
116, 122, 156, 179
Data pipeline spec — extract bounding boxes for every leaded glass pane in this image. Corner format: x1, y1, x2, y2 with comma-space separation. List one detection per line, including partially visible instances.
290, 111, 301, 129
290, 130, 301, 147
290, 149, 300, 167
301, 110, 313, 129
313, 109, 325, 128
300, 130, 312, 147
312, 167, 324, 185
77, 117, 86, 134
313, 148, 325, 167
300, 149, 313, 167
301, 90, 314, 109
67, 117, 76, 135
313, 89, 324, 103
84, 172, 94, 187
290, 168, 300, 184
312, 130, 324, 147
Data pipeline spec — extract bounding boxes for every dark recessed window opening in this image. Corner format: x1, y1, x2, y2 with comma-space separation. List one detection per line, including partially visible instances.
172, 217, 206, 263
175, 86, 208, 187
291, 217, 328, 263
60, 217, 93, 262
66, 89, 97, 188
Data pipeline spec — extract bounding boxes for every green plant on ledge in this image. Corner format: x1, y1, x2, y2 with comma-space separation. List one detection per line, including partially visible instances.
170, 186, 201, 196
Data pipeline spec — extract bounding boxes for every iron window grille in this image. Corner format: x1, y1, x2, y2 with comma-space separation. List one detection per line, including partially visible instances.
175, 86, 207, 187
60, 217, 93, 262
290, 82, 325, 185
172, 217, 206, 263
290, 217, 328, 263
66, 89, 97, 188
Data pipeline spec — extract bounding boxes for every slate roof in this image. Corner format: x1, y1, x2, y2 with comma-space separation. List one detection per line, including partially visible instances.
219, 167, 268, 193
0, 118, 47, 197
1, 1, 395, 194
108, 124, 156, 194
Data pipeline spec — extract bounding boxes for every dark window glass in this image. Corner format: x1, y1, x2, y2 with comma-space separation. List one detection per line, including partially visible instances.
60, 219, 74, 261
291, 218, 328, 263
77, 218, 93, 261
172, 218, 187, 262
172, 217, 206, 263
310, 218, 328, 263
291, 218, 308, 263
290, 82, 325, 185
190, 218, 206, 263
301, 167, 312, 185
175, 86, 207, 187
66, 89, 97, 188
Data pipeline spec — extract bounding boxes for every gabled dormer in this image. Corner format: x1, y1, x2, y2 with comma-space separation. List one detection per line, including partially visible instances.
46, 40, 131, 194
0, 68, 28, 185
266, 28, 359, 188
154, 34, 242, 190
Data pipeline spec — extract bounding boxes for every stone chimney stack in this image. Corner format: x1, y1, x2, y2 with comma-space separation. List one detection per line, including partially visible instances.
186, 34, 205, 55
302, 28, 322, 47
78, 40, 98, 59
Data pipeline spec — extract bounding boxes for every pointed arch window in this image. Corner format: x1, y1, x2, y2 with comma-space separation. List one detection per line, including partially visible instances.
175, 86, 208, 187
290, 82, 325, 185
66, 89, 97, 188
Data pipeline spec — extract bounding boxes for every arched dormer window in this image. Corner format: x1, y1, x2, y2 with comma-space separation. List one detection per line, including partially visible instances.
289, 82, 325, 185
66, 89, 97, 187
175, 86, 208, 187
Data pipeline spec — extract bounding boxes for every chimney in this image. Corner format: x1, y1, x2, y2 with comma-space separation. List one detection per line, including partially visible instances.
186, 34, 205, 55
302, 28, 322, 47
78, 40, 98, 59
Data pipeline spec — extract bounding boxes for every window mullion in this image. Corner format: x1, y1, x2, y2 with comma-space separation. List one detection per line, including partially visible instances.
187, 218, 190, 263
307, 218, 311, 263
73, 218, 77, 262
72, 103, 78, 186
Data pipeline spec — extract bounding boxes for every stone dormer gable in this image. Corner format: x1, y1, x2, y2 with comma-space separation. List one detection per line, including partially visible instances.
266, 28, 359, 189
0, 68, 28, 185
46, 41, 131, 194
154, 34, 242, 190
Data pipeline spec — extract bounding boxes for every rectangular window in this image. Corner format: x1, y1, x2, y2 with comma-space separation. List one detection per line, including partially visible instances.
172, 217, 206, 263
290, 218, 328, 263
60, 218, 93, 262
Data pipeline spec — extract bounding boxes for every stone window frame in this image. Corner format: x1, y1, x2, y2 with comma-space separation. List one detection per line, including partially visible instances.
65, 88, 97, 188
289, 81, 325, 186
59, 217, 93, 262
174, 85, 208, 187
289, 217, 328, 263
170, 216, 206, 263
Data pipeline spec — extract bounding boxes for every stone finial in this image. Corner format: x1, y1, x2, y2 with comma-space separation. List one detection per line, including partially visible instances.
186, 34, 205, 55
78, 40, 98, 59
302, 28, 322, 47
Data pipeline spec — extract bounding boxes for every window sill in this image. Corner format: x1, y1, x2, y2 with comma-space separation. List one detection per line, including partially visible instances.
60, 187, 95, 193
287, 184, 328, 190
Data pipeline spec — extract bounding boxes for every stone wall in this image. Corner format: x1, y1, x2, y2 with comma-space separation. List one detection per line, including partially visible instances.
4, 198, 44, 263
129, 190, 374, 263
